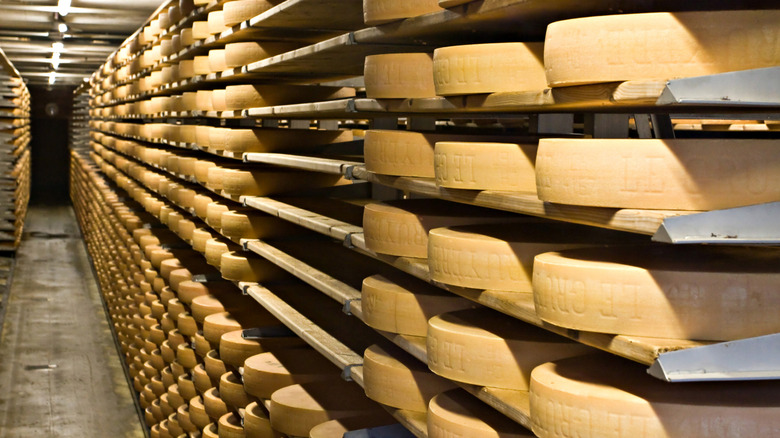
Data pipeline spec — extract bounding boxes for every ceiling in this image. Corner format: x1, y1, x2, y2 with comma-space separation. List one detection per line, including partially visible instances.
0, 0, 164, 86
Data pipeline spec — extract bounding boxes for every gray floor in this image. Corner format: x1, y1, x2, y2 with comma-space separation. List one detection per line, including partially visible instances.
0, 205, 144, 437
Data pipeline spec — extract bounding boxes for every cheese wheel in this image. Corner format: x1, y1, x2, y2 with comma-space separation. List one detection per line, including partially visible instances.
244, 402, 277, 438
208, 49, 227, 74
218, 412, 245, 438
224, 42, 300, 68
176, 313, 198, 337
364, 53, 435, 99
533, 245, 780, 341
243, 349, 339, 399
204, 350, 228, 384
190, 21, 210, 40
189, 395, 211, 429
203, 310, 281, 345
194, 332, 213, 358
544, 10, 780, 87
191, 292, 256, 323
361, 274, 475, 336
428, 389, 533, 438
269, 381, 382, 437
207, 11, 228, 35
206, 202, 231, 229
428, 222, 639, 292
193, 56, 211, 76
195, 90, 214, 111
177, 280, 236, 305
178, 373, 197, 400
364, 344, 456, 412
223, 0, 275, 27
209, 127, 352, 154
434, 141, 538, 191
363, 199, 521, 258
438, 0, 473, 6
363, 0, 442, 25
433, 43, 545, 96
177, 343, 199, 370
308, 413, 398, 438
205, 238, 240, 268
220, 209, 301, 240
530, 354, 780, 438
193, 363, 214, 394
535, 139, 780, 210
224, 85, 355, 111
204, 387, 229, 420
219, 329, 305, 368
221, 169, 343, 197
203, 422, 219, 438
212, 89, 228, 112
219, 251, 286, 283
427, 309, 591, 389
219, 371, 255, 408
363, 130, 479, 178
177, 404, 197, 433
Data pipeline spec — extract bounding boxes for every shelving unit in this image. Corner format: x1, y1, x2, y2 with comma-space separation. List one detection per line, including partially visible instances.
71, 1, 780, 437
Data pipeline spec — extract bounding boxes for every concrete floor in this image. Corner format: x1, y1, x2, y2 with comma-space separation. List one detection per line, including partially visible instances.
0, 205, 144, 437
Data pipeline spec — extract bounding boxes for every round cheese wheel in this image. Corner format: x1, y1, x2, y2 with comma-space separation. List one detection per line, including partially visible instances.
203, 387, 229, 420
207, 11, 228, 35
363, 130, 478, 178
221, 168, 343, 197
195, 90, 214, 111
427, 309, 592, 389
244, 402, 277, 438
219, 329, 305, 368
178, 374, 197, 400
212, 89, 228, 112
428, 389, 533, 438
208, 49, 227, 74
220, 209, 300, 240
361, 274, 475, 336
203, 310, 280, 345
428, 222, 639, 292
193, 363, 214, 394
168, 383, 185, 409
218, 412, 245, 438
219, 371, 256, 408
363, 199, 521, 258
177, 404, 198, 433
364, 53, 435, 99
530, 354, 780, 438
206, 202, 231, 229
205, 238, 240, 268
223, 0, 275, 27
176, 280, 236, 305
364, 343, 456, 412
533, 245, 780, 341
188, 395, 211, 429
544, 10, 780, 87
203, 423, 219, 438
176, 343, 200, 369
204, 350, 228, 384
363, 0, 442, 25
194, 332, 213, 358
433, 43, 545, 96
210, 127, 352, 154
243, 349, 339, 399
224, 42, 301, 68
434, 141, 538, 191
535, 139, 780, 210
269, 380, 382, 437
220, 251, 285, 283
224, 84, 355, 111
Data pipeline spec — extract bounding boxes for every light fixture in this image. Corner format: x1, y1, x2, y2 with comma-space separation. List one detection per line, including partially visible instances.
48, 73, 56, 85
52, 41, 64, 52
58, 22, 68, 33
51, 59, 60, 69
57, 0, 71, 17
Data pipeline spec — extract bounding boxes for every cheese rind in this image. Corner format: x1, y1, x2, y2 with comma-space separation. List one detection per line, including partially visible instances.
363, 0, 443, 25
434, 141, 538, 191
361, 274, 475, 336
363, 199, 520, 258
428, 389, 534, 438
224, 84, 355, 111
530, 354, 780, 438
535, 139, 780, 210
224, 42, 301, 68
433, 43, 546, 96
427, 309, 591, 389
364, 53, 436, 99
223, 0, 275, 27
363, 130, 454, 178
209, 127, 352, 154
533, 246, 780, 341
363, 344, 456, 412
544, 10, 780, 87
243, 349, 339, 399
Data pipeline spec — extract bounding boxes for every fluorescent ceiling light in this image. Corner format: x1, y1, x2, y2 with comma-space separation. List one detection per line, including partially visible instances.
51, 59, 60, 69
58, 22, 68, 33
57, 0, 71, 17
48, 74, 56, 84
52, 41, 64, 52
52, 52, 60, 60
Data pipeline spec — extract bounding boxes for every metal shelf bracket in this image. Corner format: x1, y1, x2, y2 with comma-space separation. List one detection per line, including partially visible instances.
652, 202, 780, 244
648, 333, 780, 382
657, 67, 780, 106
